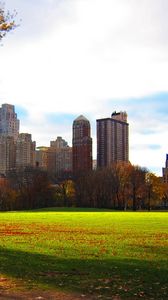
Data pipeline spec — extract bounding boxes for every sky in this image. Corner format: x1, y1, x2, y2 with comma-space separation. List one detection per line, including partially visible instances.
0, 0, 168, 175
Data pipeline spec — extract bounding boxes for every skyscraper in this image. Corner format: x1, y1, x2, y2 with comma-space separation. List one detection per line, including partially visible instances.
50, 136, 68, 149
35, 146, 49, 170
72, 115, 92, 173
16, 133, 36, 168
0, 104, 19, 141
48, 136, 72, 176
162, 154, 168, 183
97, 111, 129, 168
0, 136, 16, 175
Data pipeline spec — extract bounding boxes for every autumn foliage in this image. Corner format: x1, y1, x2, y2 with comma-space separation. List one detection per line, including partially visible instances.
0, 167, 55, 211
73, 163, 167, 211
0, 163, 167, 211
0, 2, 17, 40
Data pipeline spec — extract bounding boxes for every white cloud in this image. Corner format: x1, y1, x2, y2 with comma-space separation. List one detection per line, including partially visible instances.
1, 0, 168, 174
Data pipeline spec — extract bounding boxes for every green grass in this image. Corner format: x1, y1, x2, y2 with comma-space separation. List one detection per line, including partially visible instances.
0, 208, 167, 299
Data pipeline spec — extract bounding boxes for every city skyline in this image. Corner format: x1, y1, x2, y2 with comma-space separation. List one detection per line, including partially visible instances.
0, 101, 167, 176
1, 0, 168, 175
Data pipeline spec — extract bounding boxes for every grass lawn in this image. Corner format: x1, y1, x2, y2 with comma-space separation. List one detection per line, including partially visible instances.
0, 208, 167, 299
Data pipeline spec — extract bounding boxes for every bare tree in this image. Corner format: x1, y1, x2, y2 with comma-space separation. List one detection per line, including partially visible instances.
7, 167, 54, 210
129, 165, 147, 211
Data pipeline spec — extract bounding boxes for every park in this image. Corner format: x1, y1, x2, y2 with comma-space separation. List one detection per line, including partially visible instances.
0, 208, 167, 299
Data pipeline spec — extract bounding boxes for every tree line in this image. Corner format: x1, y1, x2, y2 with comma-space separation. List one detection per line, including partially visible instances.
0, 162, 168, 211
0, 167, 54, 211
73, 163, 167, 211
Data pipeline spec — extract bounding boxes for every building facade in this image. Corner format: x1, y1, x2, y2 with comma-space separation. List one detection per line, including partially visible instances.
48, 137, 72, 176
35, 146, 49, 170
72, 115, 92, 173
0, 104, 19, 141
0, 136, 16, 175
97, 111, 129, 168
162, 154, 168, 183
50, 136, 68, 148
16, 133, 36, 168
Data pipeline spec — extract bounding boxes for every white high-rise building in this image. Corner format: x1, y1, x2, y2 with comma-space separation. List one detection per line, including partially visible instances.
0, 104, 19, 141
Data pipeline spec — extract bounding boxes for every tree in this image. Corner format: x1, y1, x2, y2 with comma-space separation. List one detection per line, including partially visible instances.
111, 162, 132, 210
8, 167, 54, 210
54, 180, 75, 207
162, 182, 168, 209
145, 173, 165, 210
0, 2, 17, 41
129, 165, 147, 211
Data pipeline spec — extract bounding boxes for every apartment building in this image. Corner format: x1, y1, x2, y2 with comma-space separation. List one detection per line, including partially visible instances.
97, 111, 129, 168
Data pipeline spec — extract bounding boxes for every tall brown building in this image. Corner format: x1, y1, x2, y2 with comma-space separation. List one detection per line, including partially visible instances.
0, 104, 19, 175
0, 104, 19, 141
16, 133, 36, 168
0, 136, 16, 175
35, 137, 72, 177
48, 137, 72, 176
72, 115, 92, 173
35, 146, 49, 170
97, 111, 129, 168
162, 154, 168, 183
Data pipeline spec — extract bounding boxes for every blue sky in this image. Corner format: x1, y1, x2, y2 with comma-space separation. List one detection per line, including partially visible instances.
1, 0, 168, 175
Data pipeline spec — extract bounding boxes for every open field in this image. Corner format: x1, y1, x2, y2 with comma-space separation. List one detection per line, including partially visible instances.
0, 208, 167, 299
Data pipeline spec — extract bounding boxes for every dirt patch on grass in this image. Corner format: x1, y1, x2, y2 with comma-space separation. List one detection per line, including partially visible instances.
0, 276, 93, 300
0, 224, 33, 236
0, 290, 92, 300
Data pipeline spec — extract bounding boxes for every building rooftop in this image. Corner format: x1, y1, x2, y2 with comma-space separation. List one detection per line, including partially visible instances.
74, 115, 89, 122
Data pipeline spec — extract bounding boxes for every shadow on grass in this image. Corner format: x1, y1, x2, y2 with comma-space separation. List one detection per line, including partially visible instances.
33, 207, 114, 213
3, 207, 115, 213
2, 207, 168, 214
0, 246, 167, 299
